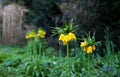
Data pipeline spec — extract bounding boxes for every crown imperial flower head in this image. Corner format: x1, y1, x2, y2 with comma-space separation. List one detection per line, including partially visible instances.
80, 32, 99, 54
25, 29, 46, 39
59, 32, 76, 45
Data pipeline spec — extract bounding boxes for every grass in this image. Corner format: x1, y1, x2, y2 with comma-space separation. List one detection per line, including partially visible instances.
0, 43, 120, 77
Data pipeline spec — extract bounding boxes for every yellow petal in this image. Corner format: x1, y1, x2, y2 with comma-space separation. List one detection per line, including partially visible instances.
38, 30, 46, 34
30, 34, 36, 38
64, 35, 69, 42
82, 47, 87, 52
80, 42, 87, 47
38, 30, 46, 38
59, 34, 65, 41
87, 46, 93, 54
25, 35, 29, 39
62, 35, 69, 45
63, 40, 68, 45
68, 32, 76, 41
92, 45, 96, 51
42, 31, 46, 35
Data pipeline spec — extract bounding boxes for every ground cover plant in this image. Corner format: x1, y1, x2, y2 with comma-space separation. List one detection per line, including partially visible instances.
0, 21, 120, 77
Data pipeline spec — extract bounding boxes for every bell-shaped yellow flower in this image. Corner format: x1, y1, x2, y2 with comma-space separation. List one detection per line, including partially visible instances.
81, 45, 96, 54
59, 35, 69, 45
25, 32, 36, 39
62, 40, 68, 45
37, 29, 46, 38
38, 30, 46, 35
25, 29, 46, 40
82, 47, 87, 52
92, 45, 96, 51
81, 42, 87, 47
65, 35, 69, 41
68, 32, 76, 41
59, 34, 65, 41
87, 46, 93, 54
31, 34, 36, 37
25, 35, 29, 39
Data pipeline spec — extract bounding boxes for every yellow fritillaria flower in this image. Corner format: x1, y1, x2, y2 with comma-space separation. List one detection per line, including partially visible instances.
62, 40, 68, 45
87, 46, 93, 54
37, 29, 46, 38
80, 32, 99, 54
59, 34, 65, 41
25, 33, 36, 39
25, 29, 46, 40
38, 29, 43, 33
59, 34, 68, 45
68, 32, 76, 41
38, 30, 46, 35
82, 47, 87, 52
37, 33, 45, 38
63, 35, 69, 45
80, 42, 87, 47
59, 32, 76, 45
42, 31, 46, 35
81, 45, 96, 54
25, 35, 29, 39
92, 45, 96, 51
30, 34, 36, 37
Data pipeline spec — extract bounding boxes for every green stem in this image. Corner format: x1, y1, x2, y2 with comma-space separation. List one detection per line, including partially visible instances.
88, 54, 90, 76
67, 44, 70, 77
59, 41, 62, 57
29, 40, 32, 62
39, 42, 42, 63
31, 40, 34, 62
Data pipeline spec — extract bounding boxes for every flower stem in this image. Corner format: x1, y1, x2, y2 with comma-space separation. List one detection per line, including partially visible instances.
88, 54, 90, 76
39, 42, 42, 63
59, 41, 62, 57
67, 44, 70, 77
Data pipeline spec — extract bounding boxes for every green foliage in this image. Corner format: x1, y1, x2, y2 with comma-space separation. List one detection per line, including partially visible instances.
24, 61, 50, 77
24, 30, 51, 77
0, 46, 120, 76
0, 52, 10, 63
52, 20, 77, 35
0, 33, 120, 77
82, 32, 100, 46
26, 37, 47, 57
